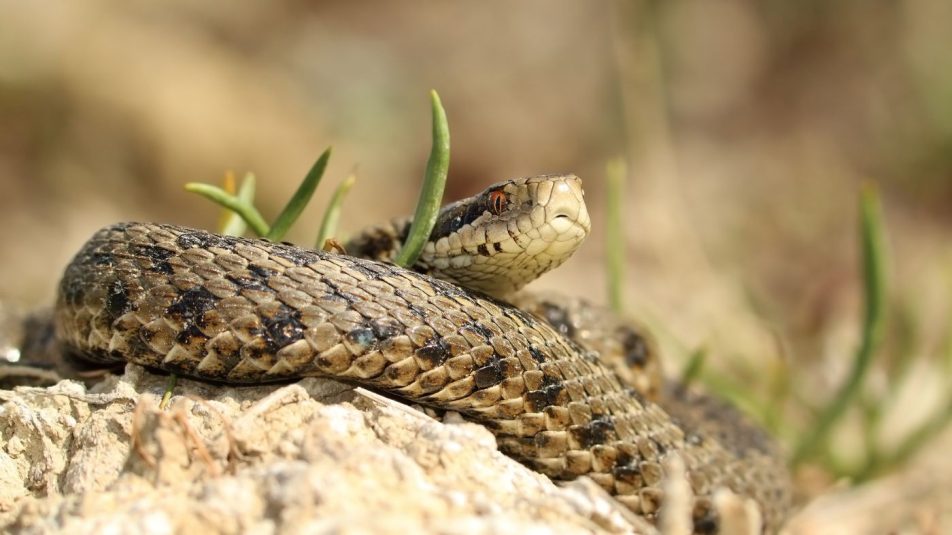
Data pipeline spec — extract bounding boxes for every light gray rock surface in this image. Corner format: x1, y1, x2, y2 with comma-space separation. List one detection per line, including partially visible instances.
0, 365, 653, 535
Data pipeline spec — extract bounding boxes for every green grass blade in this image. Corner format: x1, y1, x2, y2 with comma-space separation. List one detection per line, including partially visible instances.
221, 172, 257, 236
606, 157, 627, 314
679, 346, 706, 385
185, 182, 270, 236
793, 185, 888, 464
394, 90, 451, 268
763, 358, 792, 435
315, 173, 357, 248
159, 374, 178, 410
267, 147, 332, 241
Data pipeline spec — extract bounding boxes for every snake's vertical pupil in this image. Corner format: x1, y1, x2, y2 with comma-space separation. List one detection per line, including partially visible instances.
489, 190, 506, 215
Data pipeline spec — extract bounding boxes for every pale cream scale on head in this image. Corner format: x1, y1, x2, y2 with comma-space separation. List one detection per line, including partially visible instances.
417, 174, 591, 296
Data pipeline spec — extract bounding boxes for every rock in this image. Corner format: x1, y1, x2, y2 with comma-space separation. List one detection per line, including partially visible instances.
0, 365, 651, 534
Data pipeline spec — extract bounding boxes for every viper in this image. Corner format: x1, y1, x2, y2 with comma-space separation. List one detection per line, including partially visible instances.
52, 174, 791, 532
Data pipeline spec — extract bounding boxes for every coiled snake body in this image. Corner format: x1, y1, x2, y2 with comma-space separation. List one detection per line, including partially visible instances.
54, 175, 791, 532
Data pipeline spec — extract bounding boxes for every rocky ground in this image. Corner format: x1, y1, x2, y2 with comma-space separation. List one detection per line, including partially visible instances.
0, 366, 652, 535
0, 364, 949, 534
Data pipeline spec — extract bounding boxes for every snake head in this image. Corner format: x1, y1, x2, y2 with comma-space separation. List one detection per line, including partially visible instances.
420, 174, 591, 297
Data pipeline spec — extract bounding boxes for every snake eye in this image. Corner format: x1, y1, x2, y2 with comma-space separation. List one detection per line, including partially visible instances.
488, 190, 507, 215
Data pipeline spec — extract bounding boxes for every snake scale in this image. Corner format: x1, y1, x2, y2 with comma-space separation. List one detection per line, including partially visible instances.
53, 175, 791, 533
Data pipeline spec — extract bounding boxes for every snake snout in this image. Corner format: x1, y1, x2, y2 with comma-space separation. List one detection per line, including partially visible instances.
544, 178, 591, 237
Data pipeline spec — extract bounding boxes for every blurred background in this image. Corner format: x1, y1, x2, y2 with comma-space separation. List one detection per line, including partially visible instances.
1, 1, 951, 529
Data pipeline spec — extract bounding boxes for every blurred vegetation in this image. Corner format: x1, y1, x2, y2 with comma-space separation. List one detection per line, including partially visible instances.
608, 0, 952, 491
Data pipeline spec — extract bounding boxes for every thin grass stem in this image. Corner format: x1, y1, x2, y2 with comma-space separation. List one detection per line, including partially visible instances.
679, 346, 706, 386
394, 90, 450, 268
221, 172, 257, 236
185, 182, 270, 236
793, 185, 887, 463
316, 173, 357, 248
267, 148, 332, 241
606, 158, 627, 314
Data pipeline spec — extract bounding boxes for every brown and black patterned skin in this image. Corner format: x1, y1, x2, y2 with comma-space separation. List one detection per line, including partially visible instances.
55, 222, 790, 532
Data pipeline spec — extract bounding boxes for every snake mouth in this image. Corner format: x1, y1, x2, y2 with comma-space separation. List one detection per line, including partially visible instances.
549, 210, 591, 237
553, 218, 588, 238
549, 214, 575, 234
544, 178, 591, 236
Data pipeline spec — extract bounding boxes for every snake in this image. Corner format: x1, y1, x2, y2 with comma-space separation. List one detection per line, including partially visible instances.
52, 174, 791, 533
